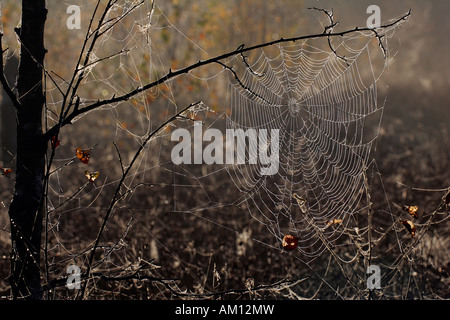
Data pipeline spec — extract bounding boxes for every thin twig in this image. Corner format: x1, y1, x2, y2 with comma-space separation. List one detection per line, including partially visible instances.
215, 60, 271, 105
309, 7, 348, 65
113, 142, 125, 176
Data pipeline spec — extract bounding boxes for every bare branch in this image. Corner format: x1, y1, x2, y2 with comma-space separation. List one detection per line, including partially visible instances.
238, 44, 265, 77
113, 141, 125, 176
308, 7, 338, 34
309, 7, 348, 64
92, 0, 146, 39
44, 9, 410, 142
215, 60, 271, 105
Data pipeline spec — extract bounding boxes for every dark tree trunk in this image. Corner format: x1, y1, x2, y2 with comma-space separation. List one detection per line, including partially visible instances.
8, 0, 47, 299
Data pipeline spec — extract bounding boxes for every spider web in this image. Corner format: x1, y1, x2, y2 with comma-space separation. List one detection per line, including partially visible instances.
221, 35, 389, 260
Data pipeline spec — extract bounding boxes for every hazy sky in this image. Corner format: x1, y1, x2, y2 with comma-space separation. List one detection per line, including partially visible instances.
303, 0, 450, 91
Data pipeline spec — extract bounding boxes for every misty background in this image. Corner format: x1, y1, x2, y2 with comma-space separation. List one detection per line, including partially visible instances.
0, 0, 448, 299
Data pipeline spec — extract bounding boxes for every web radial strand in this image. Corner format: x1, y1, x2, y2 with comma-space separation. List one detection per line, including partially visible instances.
226, 37, 386, 259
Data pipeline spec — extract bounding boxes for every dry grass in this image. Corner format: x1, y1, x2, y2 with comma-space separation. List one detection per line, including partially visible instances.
0, 85, 449, 300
